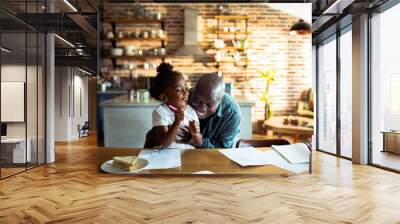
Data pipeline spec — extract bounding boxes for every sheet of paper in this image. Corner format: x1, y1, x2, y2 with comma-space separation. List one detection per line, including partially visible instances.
138, 149, 181, 170
219, 147, 308, 174
272, 143, 310, 164
219, 147, 275, 166
262, 150, 309, 174
192, 170, 215, 175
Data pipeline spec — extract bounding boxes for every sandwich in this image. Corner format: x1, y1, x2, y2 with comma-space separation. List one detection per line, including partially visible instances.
112, 156, 138, 172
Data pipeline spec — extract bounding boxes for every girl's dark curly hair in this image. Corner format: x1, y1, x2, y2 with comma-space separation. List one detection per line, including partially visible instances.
149, 62, 183, 101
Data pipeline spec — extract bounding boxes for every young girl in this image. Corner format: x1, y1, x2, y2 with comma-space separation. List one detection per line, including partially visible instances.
149, 63, 202, 149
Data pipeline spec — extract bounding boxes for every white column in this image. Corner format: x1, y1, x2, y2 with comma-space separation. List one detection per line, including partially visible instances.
46, 32, 55, 163
312, 45, 317, 150
352, 14, 369, 164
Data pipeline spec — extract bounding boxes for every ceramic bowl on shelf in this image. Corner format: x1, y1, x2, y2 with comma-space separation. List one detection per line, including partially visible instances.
127, 32, 134, 38
124, 45, 136, 51
214, 39, 225, 49
124, 45, 137, 56
125, 51, 136, 56
158, 30, 165, 38
134, 30, 141, 38
159, 48, 166, 56
110, 48, 123, 56
143, 31, 149, 39
117, 32, 124, 38
153, 12, 162, 20
121, 61, 129, 69
107, 32, 114, 39
151, 30, 157, 38
128, 63, 135, 70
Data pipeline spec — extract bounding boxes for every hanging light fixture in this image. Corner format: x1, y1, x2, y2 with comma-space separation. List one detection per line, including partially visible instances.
289, 19, 311, 35
1, 47, 11, 53
289, 3, 311, 35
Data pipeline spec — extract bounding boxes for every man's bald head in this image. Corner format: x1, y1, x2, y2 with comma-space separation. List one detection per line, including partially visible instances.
191, 74, 225, 119
194, 73, 225, 101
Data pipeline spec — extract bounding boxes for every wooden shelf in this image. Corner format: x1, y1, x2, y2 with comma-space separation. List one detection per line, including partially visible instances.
109, 69, 156, 77
215, 15, 248, 20
102, 17, 167, 72
106, 37, 167, 42
217, 58, 249, 63
104, 18, 164, 24
213, 14, 249, 68
215, 31, 250, 35
214, 46, 248, 51
103, 55, 166, 60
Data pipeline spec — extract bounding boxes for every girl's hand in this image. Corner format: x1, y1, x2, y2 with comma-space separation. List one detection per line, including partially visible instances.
174, 108, 185, 126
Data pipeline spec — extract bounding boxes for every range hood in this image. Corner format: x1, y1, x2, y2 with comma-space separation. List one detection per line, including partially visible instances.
175, 8, 207, 57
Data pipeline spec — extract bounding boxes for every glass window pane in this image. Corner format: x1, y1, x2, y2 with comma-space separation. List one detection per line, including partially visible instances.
371, 4, 400, 171
27, 31, 38, 169
340, 29, 352, 158
1, 31, 28, 177
318, 37, 337, 154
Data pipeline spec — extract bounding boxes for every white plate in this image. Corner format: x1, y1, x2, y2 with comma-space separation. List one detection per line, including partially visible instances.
101, 158, 149, 174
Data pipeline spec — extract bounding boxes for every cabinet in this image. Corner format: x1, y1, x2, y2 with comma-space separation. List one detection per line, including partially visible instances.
102, 18, 167, 77
382, 131, 400, 154
214, 15, 249, 69
1, 138, 32, 165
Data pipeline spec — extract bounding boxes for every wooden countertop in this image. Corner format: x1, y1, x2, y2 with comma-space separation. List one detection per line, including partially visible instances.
98, 147, 298, 176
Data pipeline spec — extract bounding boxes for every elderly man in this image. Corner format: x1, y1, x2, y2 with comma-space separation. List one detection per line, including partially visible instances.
189, 74, 241, 148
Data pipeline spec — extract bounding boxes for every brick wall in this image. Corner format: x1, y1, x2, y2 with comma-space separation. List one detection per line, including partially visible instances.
102, 3, 311, 123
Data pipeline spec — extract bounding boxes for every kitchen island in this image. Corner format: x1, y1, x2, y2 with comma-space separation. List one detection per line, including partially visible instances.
101, 95, 254, 148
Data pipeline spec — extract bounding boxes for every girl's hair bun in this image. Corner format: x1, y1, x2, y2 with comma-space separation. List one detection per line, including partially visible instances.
157, 63, 173, 74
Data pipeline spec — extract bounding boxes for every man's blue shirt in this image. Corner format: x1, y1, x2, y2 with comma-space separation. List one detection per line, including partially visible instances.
199, 93, 241, 148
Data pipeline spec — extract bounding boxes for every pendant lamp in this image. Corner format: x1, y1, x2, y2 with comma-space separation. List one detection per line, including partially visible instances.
289, 19, 311, 35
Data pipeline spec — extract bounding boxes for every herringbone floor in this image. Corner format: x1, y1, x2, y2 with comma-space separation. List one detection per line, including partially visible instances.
1, 136, 400, 224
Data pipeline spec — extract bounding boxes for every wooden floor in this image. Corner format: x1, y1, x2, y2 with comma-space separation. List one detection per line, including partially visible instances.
1, 136, 400, 223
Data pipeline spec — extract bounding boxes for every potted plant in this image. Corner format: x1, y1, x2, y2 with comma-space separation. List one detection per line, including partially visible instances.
258, 68, 276, 120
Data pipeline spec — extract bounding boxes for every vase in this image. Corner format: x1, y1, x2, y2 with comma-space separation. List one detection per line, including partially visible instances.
264, 103, 270, 120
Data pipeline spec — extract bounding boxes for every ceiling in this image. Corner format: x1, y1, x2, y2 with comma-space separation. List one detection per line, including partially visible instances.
1, 0, 394, 71
0, 0, 97, 72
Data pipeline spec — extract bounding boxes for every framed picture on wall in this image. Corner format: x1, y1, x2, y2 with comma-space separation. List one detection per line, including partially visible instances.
1, 81, 25, 122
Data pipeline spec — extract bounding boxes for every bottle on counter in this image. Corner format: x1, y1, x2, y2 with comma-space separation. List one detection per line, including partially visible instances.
128, 89, 136, 101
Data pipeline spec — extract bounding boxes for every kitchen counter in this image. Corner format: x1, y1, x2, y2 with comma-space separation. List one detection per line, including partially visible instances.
101, 95, 160, 107
101, 95, 255, 148
98, 90, 127, 95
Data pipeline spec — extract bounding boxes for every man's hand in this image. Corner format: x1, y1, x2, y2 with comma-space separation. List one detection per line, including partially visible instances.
189, 120, 200, 134
176, 126, 191, 144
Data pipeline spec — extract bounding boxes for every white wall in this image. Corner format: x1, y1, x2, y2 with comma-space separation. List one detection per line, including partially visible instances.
55, 66, 69, 141
55, 67, 89, 141
267, 3, 312, 23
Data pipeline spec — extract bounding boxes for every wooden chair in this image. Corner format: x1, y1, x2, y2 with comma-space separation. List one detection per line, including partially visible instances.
143, 129, 156, 148
236, 138, 291, 148
78, 121, 90, 138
